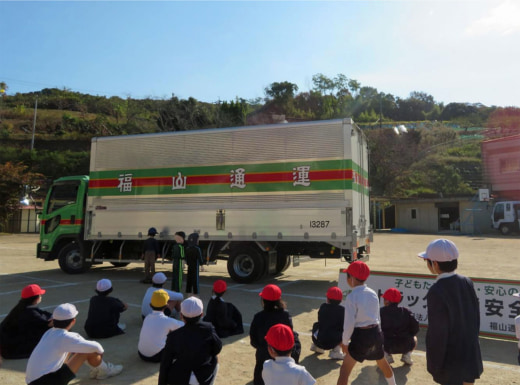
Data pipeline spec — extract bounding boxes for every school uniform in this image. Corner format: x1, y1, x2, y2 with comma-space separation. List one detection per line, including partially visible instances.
25, 327, 104, 384
342, 284, 384, 362
262, 356, 316, 385
380, 303, 419, 354
84, 295, 126, 338
171, 243, 185, 292
141, 287, 183, 318
158, 320, 222, 385
311, 303, 344, 350
426, 273, 483, 384
203, 296, 244, 338
0, 306, 52, 359
250, 309, 300, 385
138, 311, 184, 362
185, 244, 203, 294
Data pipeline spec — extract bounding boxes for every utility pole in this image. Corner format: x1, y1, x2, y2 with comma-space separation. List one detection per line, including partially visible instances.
379, 93, 383, 129
31, 95, 38, 151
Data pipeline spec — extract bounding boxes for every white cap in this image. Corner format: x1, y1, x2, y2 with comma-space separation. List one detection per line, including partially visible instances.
418, 239, 459, 262
53, 303, 79, 321
181, 297, 203, 318
152, 272, 167, 284
96, 278, 112, 292
513, 293, 520, 298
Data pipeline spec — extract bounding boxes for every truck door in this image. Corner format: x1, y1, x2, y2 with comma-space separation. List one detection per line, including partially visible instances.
493, 203, 504, 225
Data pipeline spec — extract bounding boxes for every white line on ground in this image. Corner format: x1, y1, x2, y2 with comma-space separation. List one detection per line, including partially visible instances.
0, 283, 77, 296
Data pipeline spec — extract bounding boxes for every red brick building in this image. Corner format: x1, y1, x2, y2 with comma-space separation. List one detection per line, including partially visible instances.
482, 134, 520, 200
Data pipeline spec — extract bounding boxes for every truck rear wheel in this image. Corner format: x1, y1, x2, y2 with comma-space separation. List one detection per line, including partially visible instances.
275, 254, 291, 274
58, 243, 91, 274
227, 247, 265, 283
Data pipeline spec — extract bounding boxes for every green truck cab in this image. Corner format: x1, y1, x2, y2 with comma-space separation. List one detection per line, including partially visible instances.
37, 175, 89, 273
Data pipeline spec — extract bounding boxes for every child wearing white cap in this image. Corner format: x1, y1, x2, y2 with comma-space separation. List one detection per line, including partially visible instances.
141, 272, 184, 319
84, 279, 128, 338
159, 297, 222, 385
25, 303, 122, 384
418, 239, 483, 385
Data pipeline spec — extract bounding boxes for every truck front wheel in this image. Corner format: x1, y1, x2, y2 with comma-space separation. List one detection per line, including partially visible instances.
58, 243, 91, 274
500, 224, 512, 235
227, 247, 265, 283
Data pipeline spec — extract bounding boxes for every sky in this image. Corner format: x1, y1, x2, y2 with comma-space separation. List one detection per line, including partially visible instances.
1, 0, 519, 107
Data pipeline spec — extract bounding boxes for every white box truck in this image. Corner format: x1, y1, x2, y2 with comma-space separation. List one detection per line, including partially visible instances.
491, 201, 520, 235
37, 118, 372, 282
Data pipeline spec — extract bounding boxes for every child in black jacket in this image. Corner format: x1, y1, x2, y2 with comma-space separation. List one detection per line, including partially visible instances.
203, 280, 243, 338
310, 286, 345, 360
380, 287, 419, 365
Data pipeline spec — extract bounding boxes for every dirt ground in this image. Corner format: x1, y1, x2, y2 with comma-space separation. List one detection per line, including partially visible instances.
1, 233, 519, 385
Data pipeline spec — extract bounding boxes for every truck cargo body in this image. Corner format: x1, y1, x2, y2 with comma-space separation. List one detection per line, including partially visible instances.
37, 118, 372, 282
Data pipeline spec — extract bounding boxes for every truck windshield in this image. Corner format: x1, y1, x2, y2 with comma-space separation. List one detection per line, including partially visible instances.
46, 182, 80, 214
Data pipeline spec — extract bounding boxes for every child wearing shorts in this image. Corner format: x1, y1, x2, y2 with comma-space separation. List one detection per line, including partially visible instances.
337, 261, 396, 385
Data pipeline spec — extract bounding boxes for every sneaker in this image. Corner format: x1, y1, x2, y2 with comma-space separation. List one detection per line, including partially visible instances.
96, 362, 123, 380
89, 366, 99, 379
328, 349, 345, 360
401, 352, 413, 365
310, 343, 325, 354
384, 352, 394, 364
118, 323, 126, 331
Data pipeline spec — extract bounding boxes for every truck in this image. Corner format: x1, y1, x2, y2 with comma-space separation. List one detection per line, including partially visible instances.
37, 118, 372, 283
491, 201, 520, 235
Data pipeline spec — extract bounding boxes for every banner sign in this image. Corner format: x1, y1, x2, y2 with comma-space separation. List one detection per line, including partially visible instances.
338, 270, 520, 340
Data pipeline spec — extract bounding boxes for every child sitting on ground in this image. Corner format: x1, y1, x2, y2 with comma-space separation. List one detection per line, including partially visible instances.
263, 323, 315, 385
380, 287, 419, 366
203, 280, 244, 338
141, 272, 183, 320
84, 279, 128, 338
310, 286, 345, 360
25, 303, 122, 384
159, 297, 222, 385
337, 261, 396, 385
138, 290, 184, 362
0, 284, 52, 359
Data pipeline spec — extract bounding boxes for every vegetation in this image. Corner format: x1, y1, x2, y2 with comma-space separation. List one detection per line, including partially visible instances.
1, 74, 519, 230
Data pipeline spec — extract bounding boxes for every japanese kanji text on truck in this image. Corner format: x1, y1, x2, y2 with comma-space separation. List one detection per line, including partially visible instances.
37, 118, 372, 283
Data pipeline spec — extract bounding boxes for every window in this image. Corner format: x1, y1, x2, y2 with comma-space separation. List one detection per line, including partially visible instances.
411, 208, 417, 219
46, 182, 80, 214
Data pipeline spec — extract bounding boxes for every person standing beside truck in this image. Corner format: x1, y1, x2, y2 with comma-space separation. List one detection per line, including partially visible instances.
141, 227, 161, 284
185, 233, 204, 295
171, 231, 186, 292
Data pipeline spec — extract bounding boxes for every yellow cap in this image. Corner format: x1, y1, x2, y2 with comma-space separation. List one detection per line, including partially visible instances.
151, 289, 169, 308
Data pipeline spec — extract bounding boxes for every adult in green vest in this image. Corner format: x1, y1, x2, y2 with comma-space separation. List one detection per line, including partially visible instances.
171, 231, 186, 292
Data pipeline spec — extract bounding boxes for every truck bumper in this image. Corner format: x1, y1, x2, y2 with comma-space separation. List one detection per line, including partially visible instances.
36, 243, 53, 261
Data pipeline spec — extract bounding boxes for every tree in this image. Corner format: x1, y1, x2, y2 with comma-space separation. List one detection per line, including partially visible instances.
264, 82, 299, 103
0, 162, 43, 232
312, 73, 334, 95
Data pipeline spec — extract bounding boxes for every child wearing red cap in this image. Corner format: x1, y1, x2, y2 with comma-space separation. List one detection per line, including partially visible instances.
250, 284, 300, 385
380, 288, 419, 366
310, 286, 345, 360
337, 261, 396, 385
203, 280, 244, 338
263, 324, 315, 385
0, 284, 52, 359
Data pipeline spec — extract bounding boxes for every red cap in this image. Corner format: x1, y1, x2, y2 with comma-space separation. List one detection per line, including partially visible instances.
21, 284, 46, 299
342, 261, 370, 281
382, 288, 402, 303
326, 286, 343, 301
259, 284, 282, 301
265, 323, 294, 351
213, 280, 227, 294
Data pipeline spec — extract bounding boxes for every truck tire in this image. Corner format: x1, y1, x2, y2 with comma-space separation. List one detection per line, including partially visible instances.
227, 247, 265, 283
58, 243, 91, 274
275, 254, 291, 274
110, 262, 130, 267
500, 224, 511, 235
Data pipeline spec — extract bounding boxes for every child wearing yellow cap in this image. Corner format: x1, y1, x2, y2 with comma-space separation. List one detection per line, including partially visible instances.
138, 290, 184, 362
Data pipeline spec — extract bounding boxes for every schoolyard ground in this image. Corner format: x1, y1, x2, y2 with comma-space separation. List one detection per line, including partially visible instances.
1, 233, 519, 384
